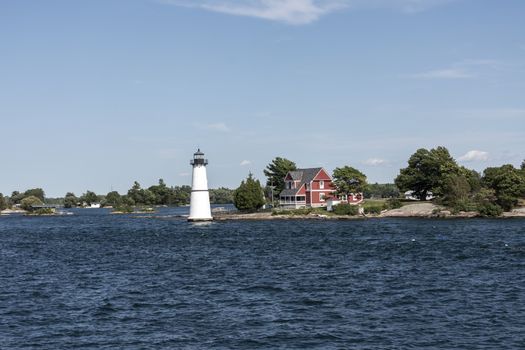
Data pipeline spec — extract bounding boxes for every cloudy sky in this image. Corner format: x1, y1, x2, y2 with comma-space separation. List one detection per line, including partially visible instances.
1, 0, 524, 196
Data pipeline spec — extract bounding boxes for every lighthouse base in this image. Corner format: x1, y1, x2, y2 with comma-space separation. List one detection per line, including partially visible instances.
187, 217, 213, 222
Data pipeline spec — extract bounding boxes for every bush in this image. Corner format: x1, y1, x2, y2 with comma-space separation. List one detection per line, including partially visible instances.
476, 203, 503, 217
451, 199, 477, 214
32, 208, 55, 215
333, 204, 359, 216
20, 196, 43, 211
386, 198, 402, 209
113, 205, 134, 213
364, 205, 383, 214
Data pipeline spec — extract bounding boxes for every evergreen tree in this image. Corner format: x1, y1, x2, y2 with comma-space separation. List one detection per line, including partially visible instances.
128, 181, 144, 204
234, 173, 265, 212
264, 157, 297, 199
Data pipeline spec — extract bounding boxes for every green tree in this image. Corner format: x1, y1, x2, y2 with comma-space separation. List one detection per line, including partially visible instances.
105, 191, 121, 207
441, 174, 471, 207
128, 181, 144, 204
364, 183, 400, 198
0, 193, 7, 211
209, 187, 234, 204
332, 166, 367, 198
142, 189, 156, 205
81, 191, 98, 206
482, 164, 525, 211
63, 192, 78, 208
233, 173, 265, 212
24, 188, 45, 202
264, 157, 297, 199
10, 191, 24, 204
148, 179, 170, 205
20, 196, 43, 211
395, 146, 460, 200
122, 195, 135, 206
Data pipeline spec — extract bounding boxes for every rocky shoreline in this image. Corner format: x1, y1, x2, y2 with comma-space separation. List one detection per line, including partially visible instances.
213, 203, 525, 221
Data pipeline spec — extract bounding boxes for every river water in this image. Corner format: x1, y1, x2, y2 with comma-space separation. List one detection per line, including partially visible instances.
1, 208, 524, 349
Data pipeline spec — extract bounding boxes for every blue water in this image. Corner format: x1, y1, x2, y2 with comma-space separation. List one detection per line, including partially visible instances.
1, 209, 524, 349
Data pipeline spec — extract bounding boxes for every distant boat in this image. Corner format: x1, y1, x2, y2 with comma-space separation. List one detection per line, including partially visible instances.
88, 203, 101, 209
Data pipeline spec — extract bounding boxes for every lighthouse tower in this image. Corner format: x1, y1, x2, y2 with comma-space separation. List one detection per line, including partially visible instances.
188, 149, 213, 222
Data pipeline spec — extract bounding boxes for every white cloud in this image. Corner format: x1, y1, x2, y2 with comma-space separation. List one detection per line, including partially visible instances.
195, 122, 231, 132
410, 58, 510, 80
162, 0, 454, 25
458, 150, 489, 162
240, 160, 251, 166
412, 68, 474, 79
364, 158, 387, 166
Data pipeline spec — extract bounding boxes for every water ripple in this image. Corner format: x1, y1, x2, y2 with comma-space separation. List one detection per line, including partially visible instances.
1, 212, 524, 349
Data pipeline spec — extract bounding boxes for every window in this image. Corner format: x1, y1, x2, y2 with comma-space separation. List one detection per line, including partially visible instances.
319, 180, 324, 189
319, 193, 326, 202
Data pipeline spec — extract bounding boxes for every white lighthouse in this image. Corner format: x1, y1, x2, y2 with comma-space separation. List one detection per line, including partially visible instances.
188, 149, 213, 222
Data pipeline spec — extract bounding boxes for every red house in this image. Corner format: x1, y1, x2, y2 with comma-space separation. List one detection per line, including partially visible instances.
279, 168, 336, 208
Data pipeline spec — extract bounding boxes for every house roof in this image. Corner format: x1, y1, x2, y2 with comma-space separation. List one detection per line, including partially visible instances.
288, 170, 304, 181
279, 189, 300, 197
279, 167, 324, 197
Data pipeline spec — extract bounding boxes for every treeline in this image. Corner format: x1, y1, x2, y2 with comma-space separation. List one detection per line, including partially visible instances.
395, 146, 525, 215
233, 150, 525, 215
0, 179, 234, 211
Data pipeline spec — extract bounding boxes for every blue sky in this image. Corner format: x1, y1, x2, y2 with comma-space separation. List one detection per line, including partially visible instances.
1, 0, 524, 197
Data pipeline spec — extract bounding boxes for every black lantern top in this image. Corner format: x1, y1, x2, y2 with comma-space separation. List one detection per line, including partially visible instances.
190, 148, 208, 166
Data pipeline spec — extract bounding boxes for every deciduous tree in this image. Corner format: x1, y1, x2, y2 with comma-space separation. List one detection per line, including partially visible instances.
395, 146, 460, 200
64, 192, 78, 208
81, 191, 98, 206
20, 196, 43, 211
482, 164, 525, 210
0, 193, 7, 211
332, 166, 367, 198
105, 191, 121, 207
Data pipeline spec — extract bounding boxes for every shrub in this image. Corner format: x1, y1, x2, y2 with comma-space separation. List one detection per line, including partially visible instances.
113, 205, 134, 213
20, 196, 43, 211
33, 208, 55, 215
386, 198, 402, 209
451, 199, 477, 214
476, 203, 503, 217
333, 204, 359, 216
364, 205, 383, 215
